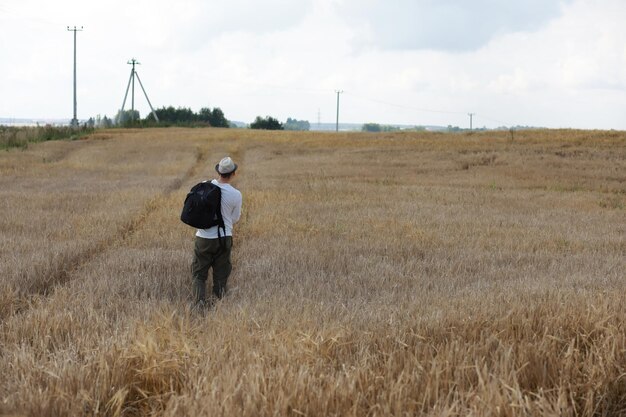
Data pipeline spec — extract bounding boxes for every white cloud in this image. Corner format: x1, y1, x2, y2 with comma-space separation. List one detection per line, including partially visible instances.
335, 0, 574, 51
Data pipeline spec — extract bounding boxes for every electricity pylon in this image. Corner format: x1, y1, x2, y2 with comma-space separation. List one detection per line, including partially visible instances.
120, 58, 159, 123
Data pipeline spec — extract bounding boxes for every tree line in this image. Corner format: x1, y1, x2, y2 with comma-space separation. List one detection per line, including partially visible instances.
89, 107, 312, 131
114, 106, 229, 128
249, 116, 310, 130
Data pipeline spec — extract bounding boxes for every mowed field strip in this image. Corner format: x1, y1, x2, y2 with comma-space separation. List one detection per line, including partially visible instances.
0, 128, 624, 416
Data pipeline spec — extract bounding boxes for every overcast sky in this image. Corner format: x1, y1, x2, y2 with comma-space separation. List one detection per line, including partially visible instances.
1, 0, 625, 129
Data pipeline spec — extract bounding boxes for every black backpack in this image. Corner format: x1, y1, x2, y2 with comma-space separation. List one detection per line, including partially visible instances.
180, 181, 225, 235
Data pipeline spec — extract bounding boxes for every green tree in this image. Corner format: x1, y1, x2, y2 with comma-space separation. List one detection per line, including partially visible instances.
284, 117, 310, 131
208, 108, 229, 127
150, 106, 229, 127
198, 107, 229, 127
362, 123, 382, 132
198, 107, 213, 124
250, 116, 284, 130
152, 106, 195, 124
100, 116, 113, 128
115, 109, 140, 126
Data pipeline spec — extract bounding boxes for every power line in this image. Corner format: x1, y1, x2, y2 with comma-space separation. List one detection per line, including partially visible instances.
344, 92, 466, 115
214, 80, 333, 95
195, 80, 514, 127
474, 113, 512, 127
346, 92, 516, 127
156, 76, 515, 128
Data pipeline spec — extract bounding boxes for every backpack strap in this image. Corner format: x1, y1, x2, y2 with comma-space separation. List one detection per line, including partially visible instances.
216, 194, 227, 251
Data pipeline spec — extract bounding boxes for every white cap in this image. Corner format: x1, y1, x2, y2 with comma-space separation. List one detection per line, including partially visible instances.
215, 157, 238, 174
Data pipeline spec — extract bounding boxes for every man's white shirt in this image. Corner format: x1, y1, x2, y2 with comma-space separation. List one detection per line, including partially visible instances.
195, 179, 242, 239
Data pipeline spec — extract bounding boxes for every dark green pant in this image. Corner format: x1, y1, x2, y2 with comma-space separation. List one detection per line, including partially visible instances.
192, 236, 233, 302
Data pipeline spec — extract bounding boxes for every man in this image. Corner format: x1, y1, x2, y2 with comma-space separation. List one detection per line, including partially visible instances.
192, 156, 242, 309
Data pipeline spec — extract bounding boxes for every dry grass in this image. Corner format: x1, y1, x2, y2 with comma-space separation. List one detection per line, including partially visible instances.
0, 127, 624, 416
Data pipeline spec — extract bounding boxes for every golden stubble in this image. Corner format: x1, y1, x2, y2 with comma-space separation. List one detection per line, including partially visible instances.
0, 128, 624, 416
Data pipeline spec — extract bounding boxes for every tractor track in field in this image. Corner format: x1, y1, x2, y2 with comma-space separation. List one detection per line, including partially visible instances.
2, 146, 208, 321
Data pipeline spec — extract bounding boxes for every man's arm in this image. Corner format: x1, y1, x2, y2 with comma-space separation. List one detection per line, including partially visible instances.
231, 192, 242, 224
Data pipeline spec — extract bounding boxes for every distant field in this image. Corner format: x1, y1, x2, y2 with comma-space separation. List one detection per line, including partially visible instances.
0, 128, 624, 416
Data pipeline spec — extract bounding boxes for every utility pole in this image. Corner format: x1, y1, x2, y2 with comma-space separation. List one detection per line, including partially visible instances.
335, 90, 343, 132
67, 26, 83, 127
120, 58, 159, 123
129, 58, 137, 121
131, 59, 136, 120
468, 113, 475, 131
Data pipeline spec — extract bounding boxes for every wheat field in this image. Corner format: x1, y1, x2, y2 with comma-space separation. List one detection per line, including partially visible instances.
0, 127, 624, 416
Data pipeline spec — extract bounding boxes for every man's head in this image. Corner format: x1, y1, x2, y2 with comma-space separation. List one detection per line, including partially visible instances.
215, 156, 238, 180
